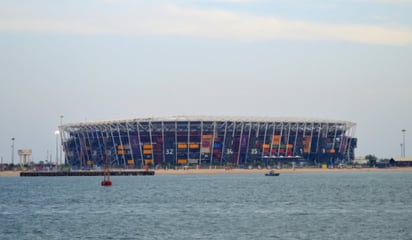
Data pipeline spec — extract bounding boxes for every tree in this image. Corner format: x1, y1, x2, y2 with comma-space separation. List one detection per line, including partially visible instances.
365, 154, 377, 167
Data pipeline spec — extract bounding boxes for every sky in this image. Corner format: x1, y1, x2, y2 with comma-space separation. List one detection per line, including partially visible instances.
0, 0, 411, 163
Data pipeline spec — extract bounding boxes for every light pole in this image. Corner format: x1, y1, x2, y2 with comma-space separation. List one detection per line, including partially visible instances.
11, 138, 15, 166
60, 115, 64, 165
55, 130, 59, 168
402, 129, 406, 158
401, 143, 403, 158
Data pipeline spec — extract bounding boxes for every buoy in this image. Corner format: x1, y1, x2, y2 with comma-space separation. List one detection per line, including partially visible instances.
101, 180, 112, 186
101, 151, 112, 187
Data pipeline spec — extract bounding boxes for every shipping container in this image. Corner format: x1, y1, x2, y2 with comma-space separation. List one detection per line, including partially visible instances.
178, 144, 188, 149
143, 150, 152, 154
272, 135, 281, 145
189, 143, 199, 149
127, 160, 134, 165
144, 160, 154, 165
177, 159, 188, 164
143, 144, 152, 150
213, 143, 222, 149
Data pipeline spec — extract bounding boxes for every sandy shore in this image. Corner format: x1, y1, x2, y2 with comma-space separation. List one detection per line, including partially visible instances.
0, 171, 21, 177
2, 167, 412, 177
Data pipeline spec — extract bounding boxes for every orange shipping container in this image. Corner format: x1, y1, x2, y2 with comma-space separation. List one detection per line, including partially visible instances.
189, 143, 199, 149
272, 135, 281, 145
144, 160, 154, 165
143, 150, 152, 154
178, 144, 188, 149
177, 159, 188, 164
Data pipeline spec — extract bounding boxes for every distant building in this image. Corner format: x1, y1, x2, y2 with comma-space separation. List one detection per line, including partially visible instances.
392, 157, 412, 167
59, 116, 357, 168
353, 156, 368, 165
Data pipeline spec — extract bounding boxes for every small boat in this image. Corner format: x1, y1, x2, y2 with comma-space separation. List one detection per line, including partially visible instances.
265, 170, 280, 176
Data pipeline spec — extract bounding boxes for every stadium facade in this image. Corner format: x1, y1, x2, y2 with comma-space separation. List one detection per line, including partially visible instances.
59, 116, 357, 168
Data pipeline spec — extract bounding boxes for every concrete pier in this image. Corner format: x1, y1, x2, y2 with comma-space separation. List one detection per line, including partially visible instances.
20, 170, 155, 177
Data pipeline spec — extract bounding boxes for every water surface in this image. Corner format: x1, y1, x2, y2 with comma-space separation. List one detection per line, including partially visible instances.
1, 172, 411, 239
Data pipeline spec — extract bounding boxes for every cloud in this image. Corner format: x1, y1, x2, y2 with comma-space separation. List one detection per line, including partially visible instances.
0, 3, 411, 45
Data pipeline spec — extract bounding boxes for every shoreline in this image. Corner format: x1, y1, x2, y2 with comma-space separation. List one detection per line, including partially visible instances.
2, 167, 412, 177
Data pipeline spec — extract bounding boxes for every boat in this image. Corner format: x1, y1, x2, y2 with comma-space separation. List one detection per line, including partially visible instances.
265, 170, 280, 176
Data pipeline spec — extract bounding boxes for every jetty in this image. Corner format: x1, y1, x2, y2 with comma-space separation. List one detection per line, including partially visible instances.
20, 170, 155, 177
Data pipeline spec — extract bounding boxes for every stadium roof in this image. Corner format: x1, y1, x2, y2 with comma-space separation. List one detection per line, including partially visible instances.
62, 116, 356, 128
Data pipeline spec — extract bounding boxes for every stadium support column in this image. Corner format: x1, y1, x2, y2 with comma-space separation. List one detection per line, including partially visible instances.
136, 121, 144, 168
125, 121, 135, 168
244, 122, 252, 165
175, 121, 178, 166
316, 123, 322, 157
261, 122, 268, 163
236, 122, 244, 166
162, 121, 165, 164
277, 122, 283, 157
199, 121, 203, 166
187, 121, 190, 165
221, 121, 228, 166
309, 122, 314, 162
332, 124, 338, 152
109, 125, 119, 167
269, 122, 276, 159
148, 121, 154, 168
210, 122, 216, 166
117, 123, 126, 168
285, 123, 291, 156
293, 123, 299, 156
95, 126, 103, 165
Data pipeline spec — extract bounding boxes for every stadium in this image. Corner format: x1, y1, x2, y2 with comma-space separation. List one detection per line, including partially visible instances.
59, 116, 357, 169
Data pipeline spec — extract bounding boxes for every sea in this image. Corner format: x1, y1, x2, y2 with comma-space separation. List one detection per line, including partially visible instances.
0, 172, 411, 240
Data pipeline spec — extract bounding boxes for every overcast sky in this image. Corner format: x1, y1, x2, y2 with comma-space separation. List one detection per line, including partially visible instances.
1, 0, 411, 163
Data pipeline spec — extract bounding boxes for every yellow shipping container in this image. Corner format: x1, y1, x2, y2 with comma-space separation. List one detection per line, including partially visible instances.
178, 159, 188, 164
178, 144, 188, 149
329, 149, 336, 153
118, 145, 124, 150
263, 144, 270, 149
118, 150, 125, 155
127, 160, 134, 165
143, 150, 152, 154
87, 160, 93, 166
143, 144, 152, 150
286, 144, 293, 149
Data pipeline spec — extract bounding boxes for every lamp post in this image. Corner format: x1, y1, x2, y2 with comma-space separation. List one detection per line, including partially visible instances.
401, 143, 403, 158
11, 138, 15, 166
55, 130, 59, 168
60, 115, 64, 165
402, 129, 406, 158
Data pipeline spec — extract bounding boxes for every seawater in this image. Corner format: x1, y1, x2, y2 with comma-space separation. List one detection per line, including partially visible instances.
1, 172, 411, 240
